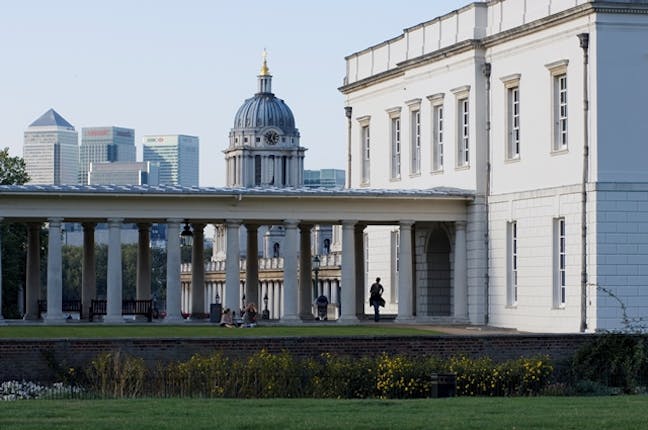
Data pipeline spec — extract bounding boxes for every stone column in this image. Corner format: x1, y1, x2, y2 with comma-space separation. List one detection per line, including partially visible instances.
396, 221, 415, 322
190, 223, 206, 320
299, 224, 314, 319
225, 220, 241, 317
245, 224, 259, 308
165, 219, 182, 322
136, 223, 151, 302
24, 222, 41, 320
104, 218, 124, 323
354, 224, 366, 317
454, 221, 468, 319
45, 218, 65, 323
0, 218, 3, 323
339, 220, 359, 323
282, 220, 300, 322
81, 222, 96, 320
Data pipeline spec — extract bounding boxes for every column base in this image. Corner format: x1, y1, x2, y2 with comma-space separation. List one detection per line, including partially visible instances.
44, 313, 67, 324
103, 315, 125, 324
163, 315, 184, 323
299, 313, 316, 321
394, 316, 416, 324
23, 312, 40, 321
0, 317, 6, 326
337, 315, 360, 324
280, 314, 302, 325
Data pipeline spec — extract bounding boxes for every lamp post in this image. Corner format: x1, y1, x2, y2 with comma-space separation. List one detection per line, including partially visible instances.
262, 293, 270, 320
180, 222, 193, 246
312, 255, 320, 302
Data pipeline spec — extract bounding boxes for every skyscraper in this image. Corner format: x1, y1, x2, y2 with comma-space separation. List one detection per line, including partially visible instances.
79, 126, 136, 184
23, 109, 79, 185
142, 135, 199, 186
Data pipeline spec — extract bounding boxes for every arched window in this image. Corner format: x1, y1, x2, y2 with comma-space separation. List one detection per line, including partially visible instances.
323, 238, 331, 255
273, 242, 280, 258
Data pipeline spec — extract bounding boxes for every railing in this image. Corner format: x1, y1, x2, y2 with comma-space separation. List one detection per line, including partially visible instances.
37, 299, 83, 319
89, 299, 153, 322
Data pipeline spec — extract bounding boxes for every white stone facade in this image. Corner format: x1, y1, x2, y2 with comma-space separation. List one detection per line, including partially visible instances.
341, 0, 648, 332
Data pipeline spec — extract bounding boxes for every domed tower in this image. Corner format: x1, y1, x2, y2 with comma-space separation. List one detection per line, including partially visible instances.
225, 52, 306, 187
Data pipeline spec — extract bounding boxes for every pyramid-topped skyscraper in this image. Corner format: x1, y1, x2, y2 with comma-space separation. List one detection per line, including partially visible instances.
23, 108, 79, 185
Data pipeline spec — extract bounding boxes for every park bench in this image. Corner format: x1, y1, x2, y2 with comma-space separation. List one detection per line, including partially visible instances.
89, 299, 153, 322
37, 299, 83, 319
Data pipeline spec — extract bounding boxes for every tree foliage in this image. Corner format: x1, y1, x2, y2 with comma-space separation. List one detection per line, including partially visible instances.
0, 148, 30, 318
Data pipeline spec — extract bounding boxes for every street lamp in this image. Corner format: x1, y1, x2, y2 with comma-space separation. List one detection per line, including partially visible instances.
262, 293, 270, 320
180, 221, 193, 247
312, 255, 320, 302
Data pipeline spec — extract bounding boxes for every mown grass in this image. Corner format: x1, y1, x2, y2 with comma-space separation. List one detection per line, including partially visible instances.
1, 397, 647, 430
0, 324, 440, 339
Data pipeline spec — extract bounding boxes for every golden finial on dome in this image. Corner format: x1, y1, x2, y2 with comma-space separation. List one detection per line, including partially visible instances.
260, 48, 270, 76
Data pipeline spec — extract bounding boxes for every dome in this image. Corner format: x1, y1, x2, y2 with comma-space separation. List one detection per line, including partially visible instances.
233, 93, 297, 134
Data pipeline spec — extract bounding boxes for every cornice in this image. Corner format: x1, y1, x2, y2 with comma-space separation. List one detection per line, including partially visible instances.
340, 1, 648, 96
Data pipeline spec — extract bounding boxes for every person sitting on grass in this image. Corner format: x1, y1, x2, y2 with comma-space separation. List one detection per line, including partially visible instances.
242, 303, 257, 328
219, 308, 235, 328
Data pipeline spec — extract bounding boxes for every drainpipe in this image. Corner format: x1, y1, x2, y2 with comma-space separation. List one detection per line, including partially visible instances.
345, 106, 353, 188
578, 33, 590, 333
482, 62, 492, 325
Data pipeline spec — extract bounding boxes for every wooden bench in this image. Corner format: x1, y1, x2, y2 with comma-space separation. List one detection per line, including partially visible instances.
89, 299, 153, 322
37, 299, 83, 319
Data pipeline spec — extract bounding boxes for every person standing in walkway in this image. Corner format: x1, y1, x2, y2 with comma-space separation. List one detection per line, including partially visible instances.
369, 277, 384, 322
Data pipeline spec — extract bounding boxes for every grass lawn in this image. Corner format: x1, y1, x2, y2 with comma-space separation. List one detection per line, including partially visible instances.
0, 396, 646, 430
0, 324, 440, 339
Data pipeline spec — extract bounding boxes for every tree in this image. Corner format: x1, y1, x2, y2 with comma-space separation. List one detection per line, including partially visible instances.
0, 148, 30, 318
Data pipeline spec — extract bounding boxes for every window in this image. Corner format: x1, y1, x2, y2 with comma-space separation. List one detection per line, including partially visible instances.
358, 116, 371, 185
390, 229, 400, 303
554, 74, 568, 151
507, 221, 518, 306
410, 110, 421, 175
254, 155, 261, 186
391, 117, 401, 179
451, 85, 470, 168
500, 74, 521, 160
273, 242, 280, 258
458, 98, 469, 166
507, 86, 520, 159
433, 105, 444, 171
546, 60, 569, 152
553, 218, 566, 307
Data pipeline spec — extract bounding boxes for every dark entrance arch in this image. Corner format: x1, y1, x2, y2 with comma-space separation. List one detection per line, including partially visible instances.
426, 228, 452, 316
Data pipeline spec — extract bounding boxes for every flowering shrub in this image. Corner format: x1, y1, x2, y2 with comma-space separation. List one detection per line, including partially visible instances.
0, 380, 82, 401
81, 350, 554, 399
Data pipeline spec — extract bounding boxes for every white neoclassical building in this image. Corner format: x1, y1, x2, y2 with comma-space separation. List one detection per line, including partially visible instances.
340, 0, 648, 332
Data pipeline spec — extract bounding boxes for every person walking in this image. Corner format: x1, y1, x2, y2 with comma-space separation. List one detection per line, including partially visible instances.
369, 277, 384, 322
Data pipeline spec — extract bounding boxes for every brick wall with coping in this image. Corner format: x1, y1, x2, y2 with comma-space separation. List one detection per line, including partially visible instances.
0, 334, 591, 383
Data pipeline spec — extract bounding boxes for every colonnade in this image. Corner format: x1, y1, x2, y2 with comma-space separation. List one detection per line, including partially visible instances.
3, 217, 468, 324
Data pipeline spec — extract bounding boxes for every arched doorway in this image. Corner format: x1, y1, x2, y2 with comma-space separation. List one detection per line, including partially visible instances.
426, 228, 452, 316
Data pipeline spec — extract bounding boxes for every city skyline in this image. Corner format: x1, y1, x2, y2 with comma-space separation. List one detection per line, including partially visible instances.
0, 0, 467, 187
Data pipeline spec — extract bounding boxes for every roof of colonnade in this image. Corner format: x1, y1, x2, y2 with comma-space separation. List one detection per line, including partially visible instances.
0, 184, 474, 225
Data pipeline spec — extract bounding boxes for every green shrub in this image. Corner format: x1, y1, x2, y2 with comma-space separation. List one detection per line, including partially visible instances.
311, 353, 375, 398
86, 350, 147, 398
572, 334, 648, 393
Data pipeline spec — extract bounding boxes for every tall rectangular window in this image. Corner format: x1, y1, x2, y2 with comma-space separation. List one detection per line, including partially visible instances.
361, 125, 370, 184
390, 117, 401, 180
553, 218, 566, 307
458, 98, 469, 167
507, 221, 518, 306
507, 86, 520, 159
390, 229, 400, 304
432, 104, 444, 171
554, 74, 568, 151
410, 110, 421, 175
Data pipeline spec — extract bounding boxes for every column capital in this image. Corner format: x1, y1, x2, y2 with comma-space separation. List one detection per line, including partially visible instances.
341, 220, 358, 228
82, 221, 97, 230
456, 220, 467, 230
107, 218, 124, 225
166, 218, 183, 224
191, 222, 206, 230
48, 217, 64, 226
226, 219, 243, 227
284, 219, 300, 228
245, 223, 259, 233
137, 222, 151, 230
400, 220, 415, 228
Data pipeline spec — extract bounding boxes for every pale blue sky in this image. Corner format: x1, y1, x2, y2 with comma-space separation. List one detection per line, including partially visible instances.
0, 0, 467, 186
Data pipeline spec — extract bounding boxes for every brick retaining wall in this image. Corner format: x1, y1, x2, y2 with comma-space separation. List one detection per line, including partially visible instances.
0, 334, 592, 383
